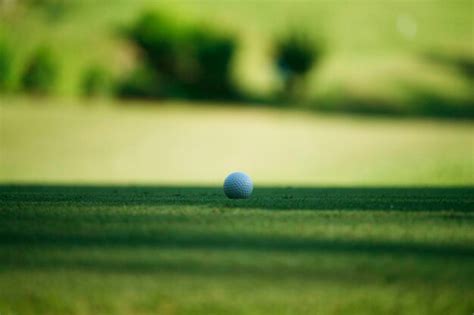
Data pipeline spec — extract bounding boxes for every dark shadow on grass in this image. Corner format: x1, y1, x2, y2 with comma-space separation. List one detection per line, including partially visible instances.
1, 231, 473, 287
1, 249, 472, 287
1, 184, 473, 285
1, 230, 473, 258
1, 184, 473, 211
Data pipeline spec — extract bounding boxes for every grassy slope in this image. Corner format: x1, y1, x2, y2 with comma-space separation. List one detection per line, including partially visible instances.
0, 185, 473, 315
1, 99, 473, 185
1, 0, 472, 103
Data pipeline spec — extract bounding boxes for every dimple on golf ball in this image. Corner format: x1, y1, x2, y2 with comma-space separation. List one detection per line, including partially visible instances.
223, 172, 253, 199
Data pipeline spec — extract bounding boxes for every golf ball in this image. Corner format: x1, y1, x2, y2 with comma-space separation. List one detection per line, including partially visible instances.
223, 172, 253, 199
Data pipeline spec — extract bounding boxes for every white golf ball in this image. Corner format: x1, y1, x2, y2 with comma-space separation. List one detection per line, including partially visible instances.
223, 172, 253, 199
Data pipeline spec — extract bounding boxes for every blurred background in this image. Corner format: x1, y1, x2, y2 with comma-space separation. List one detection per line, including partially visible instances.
1, 2, 474, 315
0, 0, 473, 185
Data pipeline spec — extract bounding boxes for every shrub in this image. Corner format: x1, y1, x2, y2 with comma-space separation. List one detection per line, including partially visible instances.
423, 50, 474, 79
185, 28, 237, 98
127, 12, 181, 78
122, 11, 238, 100
0, 40, 13, 92
274, 33, 324, 99
117, 65, 162, 99
81, 65, 111, 97
21, 46, 58, 95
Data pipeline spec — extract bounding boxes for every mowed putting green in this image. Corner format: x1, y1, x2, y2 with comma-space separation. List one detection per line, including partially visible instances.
0, 100, 473, 314
0, 185, 473, 315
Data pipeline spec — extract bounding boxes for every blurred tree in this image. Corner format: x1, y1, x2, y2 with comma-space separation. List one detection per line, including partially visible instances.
274, 33, 324, 100
187, 28, 236, 99
128, 12, 180, 79
0, 40, 12, 92
21, 46, 58, 95
122, 11, 238, 100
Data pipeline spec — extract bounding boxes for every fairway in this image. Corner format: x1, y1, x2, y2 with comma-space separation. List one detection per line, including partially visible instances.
1, 185, 473, 315
1, 101, 474, 314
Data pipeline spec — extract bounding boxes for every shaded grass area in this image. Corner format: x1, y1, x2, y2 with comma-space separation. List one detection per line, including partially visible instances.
1, 184, 473, 211
1, 185, 473, 314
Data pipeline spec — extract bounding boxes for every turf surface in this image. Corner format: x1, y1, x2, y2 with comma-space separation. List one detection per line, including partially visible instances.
1, 185, 473, 315
2, 101, 473, 185
1, 101, 473, 314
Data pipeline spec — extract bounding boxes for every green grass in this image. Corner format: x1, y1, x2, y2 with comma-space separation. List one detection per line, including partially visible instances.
1, 99, 474, 314
0, 184, 473, 315
1, 99, 473, 185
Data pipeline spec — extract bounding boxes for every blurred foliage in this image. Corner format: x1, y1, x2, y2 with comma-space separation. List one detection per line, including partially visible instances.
423, 50, 474, 80
0, 1, 472, 119
81, 65, 111, 97
0, 39, 13, 91
24, 0, 73, 21
186, 28, 237, 99
117, 66, 163, 99
21, 46, 58, 95
120, 11, 238, 100
314, 84, 474, 119
274, 33, 324, 100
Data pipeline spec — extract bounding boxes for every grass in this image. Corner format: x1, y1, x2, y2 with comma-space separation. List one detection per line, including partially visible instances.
0, 184, 473, 315
1, 99, 473, 185
1, 99, 474, 314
